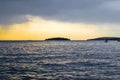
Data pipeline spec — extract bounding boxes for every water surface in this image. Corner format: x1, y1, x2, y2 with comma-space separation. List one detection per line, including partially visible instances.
0, 41, 120, 80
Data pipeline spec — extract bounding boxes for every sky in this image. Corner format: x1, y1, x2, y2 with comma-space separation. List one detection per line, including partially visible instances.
0, 0, 120, 40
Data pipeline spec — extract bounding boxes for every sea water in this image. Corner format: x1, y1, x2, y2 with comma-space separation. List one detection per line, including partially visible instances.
0, 41, 120, 80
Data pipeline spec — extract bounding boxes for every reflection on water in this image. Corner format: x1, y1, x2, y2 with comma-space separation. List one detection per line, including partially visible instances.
0, 41, 120, 80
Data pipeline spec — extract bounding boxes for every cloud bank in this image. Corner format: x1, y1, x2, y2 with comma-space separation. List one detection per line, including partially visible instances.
0, 0, 120, 24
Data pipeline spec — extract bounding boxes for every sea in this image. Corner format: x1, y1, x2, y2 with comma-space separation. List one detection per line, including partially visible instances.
0, 41, 120, 80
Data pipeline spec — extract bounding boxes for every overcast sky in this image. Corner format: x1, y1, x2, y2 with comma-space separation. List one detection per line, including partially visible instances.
0, 0, 120, 40
1, 0, 120, 25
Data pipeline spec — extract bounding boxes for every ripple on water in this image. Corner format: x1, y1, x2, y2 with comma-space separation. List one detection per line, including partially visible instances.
0, 41, 120, 80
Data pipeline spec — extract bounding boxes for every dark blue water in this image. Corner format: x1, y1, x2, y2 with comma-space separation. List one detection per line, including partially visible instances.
0, 41, 120, 80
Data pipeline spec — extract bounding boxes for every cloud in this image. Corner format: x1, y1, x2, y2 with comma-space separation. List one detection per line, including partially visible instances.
0, 0, 120, 25
102, 0, 120, 11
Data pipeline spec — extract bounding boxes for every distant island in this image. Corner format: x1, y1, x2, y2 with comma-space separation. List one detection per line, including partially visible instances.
45, 37, 70, 41
87, 37, 120, 41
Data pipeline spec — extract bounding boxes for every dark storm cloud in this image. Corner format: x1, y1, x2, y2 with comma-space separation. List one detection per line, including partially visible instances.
0, 0, 120, 24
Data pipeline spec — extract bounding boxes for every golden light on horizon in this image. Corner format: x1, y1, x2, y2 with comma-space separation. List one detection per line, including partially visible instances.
0, 16, 111, 40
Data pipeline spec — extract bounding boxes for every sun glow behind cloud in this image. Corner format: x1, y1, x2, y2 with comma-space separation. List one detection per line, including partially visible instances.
0, 15, 119, 40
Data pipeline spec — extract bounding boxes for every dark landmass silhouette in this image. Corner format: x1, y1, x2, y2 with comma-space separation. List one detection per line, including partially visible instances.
0, 37, 120, 42
88, 37, 120, 41
45, 37, 70, 41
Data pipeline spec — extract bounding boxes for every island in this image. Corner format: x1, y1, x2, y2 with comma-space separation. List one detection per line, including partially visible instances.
87, 37, 120, 42
45, 37, 71, 41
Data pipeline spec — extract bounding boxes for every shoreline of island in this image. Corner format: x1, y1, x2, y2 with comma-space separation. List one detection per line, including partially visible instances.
0, 37, 120, 42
